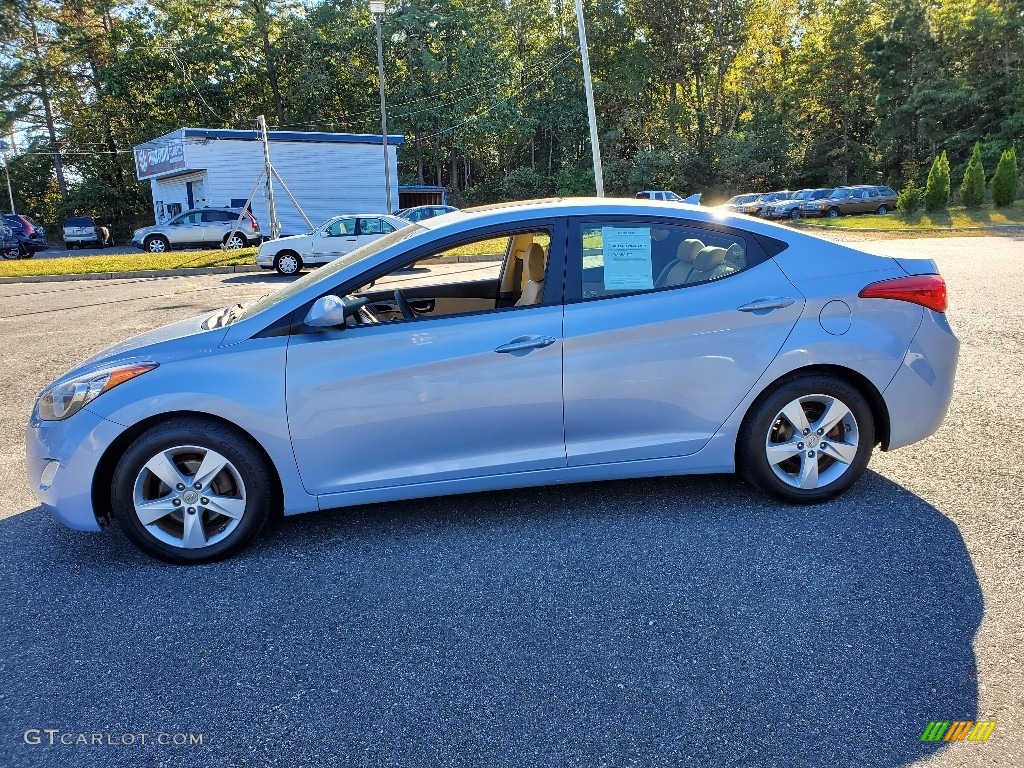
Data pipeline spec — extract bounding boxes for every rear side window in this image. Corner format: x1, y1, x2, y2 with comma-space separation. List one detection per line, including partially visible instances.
576, 221, 752, 301
202, 210, 234, 223
358, 218, 384, 235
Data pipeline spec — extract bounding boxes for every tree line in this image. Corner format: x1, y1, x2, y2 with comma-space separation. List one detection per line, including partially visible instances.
1, 0, 1021, 232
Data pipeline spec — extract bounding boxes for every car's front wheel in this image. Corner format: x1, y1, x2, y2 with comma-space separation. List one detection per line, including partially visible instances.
826, 207, 840, 218
145, 235, 170, 253
224, 232, 248, 250
739, 374, 875, 504
789, 208, 801, 220
112, 417, 275, 564
274, 251, 302, 276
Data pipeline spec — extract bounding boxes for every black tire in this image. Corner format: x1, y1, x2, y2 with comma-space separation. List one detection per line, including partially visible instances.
789, 208, 801, 220
223, 232, 248, 250
145, 234, 170, 253
111, 417, 275, 564
738, 374, 875, 504
274, 250, 302, 276
826, 207, 840, 218
876, 205, 889, 215
18, 243, 32, 259
64, 242, 72, 250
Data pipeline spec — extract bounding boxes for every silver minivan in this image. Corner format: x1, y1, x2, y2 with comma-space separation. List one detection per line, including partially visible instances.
131, 208, 262, 253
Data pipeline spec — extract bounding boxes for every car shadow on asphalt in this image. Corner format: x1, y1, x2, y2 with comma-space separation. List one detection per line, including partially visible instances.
0, 470, 982, 767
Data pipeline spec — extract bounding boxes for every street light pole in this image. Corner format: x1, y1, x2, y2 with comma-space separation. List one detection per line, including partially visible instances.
574, 0, 604, 197
370, 0, 393, 214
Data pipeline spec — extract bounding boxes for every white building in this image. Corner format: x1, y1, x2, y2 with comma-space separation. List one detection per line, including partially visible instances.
133, 128, 404, 235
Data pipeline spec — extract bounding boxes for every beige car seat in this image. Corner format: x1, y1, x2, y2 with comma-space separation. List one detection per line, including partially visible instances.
654, 239, 705, 287
516, 243, 546, 306
684, 246, 727, 284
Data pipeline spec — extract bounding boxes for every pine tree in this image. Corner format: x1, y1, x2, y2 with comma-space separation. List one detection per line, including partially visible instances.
959, 143, 986, 207
991, 148, 1020, 207
924, 151, 951, 211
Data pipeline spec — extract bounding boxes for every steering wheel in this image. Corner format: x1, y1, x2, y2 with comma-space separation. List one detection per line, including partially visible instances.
393, 289, 416, 321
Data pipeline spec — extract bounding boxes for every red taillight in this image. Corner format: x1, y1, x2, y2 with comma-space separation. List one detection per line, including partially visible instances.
859, 274, 947, 313
246, 211, 259, 231
20, 216, 36, 237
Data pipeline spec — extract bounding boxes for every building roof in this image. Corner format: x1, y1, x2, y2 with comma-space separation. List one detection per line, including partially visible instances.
136, 128, 404, 150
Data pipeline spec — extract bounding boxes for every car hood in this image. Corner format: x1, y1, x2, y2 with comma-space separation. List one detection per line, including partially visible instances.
262, 233, 313, 247
74, 312, 228, 373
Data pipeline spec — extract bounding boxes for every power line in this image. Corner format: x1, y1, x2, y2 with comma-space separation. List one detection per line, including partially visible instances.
270, 48, 577, 130
420, 51, 576, 143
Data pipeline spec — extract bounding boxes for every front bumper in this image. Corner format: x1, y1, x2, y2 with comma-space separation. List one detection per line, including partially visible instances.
255, 251, 273, 267
25, 407, 126, 532
881, 309, 959, 450
801, 208, 827, 218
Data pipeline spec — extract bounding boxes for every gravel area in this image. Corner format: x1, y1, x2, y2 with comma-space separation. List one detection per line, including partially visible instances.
0, 237, 1020, 766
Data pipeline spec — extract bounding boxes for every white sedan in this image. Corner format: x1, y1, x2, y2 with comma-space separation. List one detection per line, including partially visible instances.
256, 214, 409, 275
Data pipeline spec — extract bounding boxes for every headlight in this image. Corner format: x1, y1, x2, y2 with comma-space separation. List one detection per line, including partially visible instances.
36, 364, 157, 421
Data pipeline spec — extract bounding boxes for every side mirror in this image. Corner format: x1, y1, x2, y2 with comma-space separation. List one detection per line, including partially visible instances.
304, 294, 367, 327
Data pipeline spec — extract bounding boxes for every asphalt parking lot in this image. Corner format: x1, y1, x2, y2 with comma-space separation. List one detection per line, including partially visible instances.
0, 236, 1021, 767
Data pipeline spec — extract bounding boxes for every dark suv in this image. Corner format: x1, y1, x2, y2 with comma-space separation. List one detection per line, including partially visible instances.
3, 213, 50, 257
802, 186, 898, 218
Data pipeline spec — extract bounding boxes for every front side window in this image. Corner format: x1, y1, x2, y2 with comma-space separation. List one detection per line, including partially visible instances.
323, 218, 355, 237
341, 227, 555, 326
173, 212, 201, 225
577, 222, 749, 301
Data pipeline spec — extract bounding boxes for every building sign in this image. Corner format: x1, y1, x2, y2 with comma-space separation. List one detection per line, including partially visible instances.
134, 140, 187, 180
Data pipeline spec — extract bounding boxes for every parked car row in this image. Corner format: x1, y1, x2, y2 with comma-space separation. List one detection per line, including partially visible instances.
721, 186, 899, 219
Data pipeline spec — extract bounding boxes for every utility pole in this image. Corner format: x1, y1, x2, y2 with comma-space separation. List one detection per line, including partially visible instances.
575, 0, 604, 197
370, 0, 393, 213
0, 141, 14, 214
257, 115, 280, 239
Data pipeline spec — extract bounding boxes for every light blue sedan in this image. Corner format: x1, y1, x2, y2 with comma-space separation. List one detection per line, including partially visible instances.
26, 198, 958, 563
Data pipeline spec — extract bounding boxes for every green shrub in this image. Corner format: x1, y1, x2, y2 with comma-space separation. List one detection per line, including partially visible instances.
897, 180, 923, 215
959, 142, 986, 207
924, 151, 950, 211
991, 147, 1019, 207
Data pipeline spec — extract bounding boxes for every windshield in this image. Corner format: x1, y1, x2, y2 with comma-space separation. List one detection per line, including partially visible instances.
234, 221, 426, 322
792, 191, 812, 201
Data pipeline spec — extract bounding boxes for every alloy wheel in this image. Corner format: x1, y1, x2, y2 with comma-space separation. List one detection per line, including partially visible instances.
132, 445, 247, 550
764, 394, 859, 490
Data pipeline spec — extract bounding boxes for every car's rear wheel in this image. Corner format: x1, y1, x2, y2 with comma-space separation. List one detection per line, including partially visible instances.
739, 374, 874, 504
224, 232, 247, 250
145, 235, 169, 253
274, 251, 302, 276
876, 205, 889, 215
826, 207, 840, 218
112, 418, 274, 564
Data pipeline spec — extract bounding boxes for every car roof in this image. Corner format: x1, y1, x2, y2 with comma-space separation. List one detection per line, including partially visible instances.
415, 196, 818, 242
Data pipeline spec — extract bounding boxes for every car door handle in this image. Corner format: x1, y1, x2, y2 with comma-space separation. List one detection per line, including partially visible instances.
737, 297, 796, 312
494, 335, 557, 354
